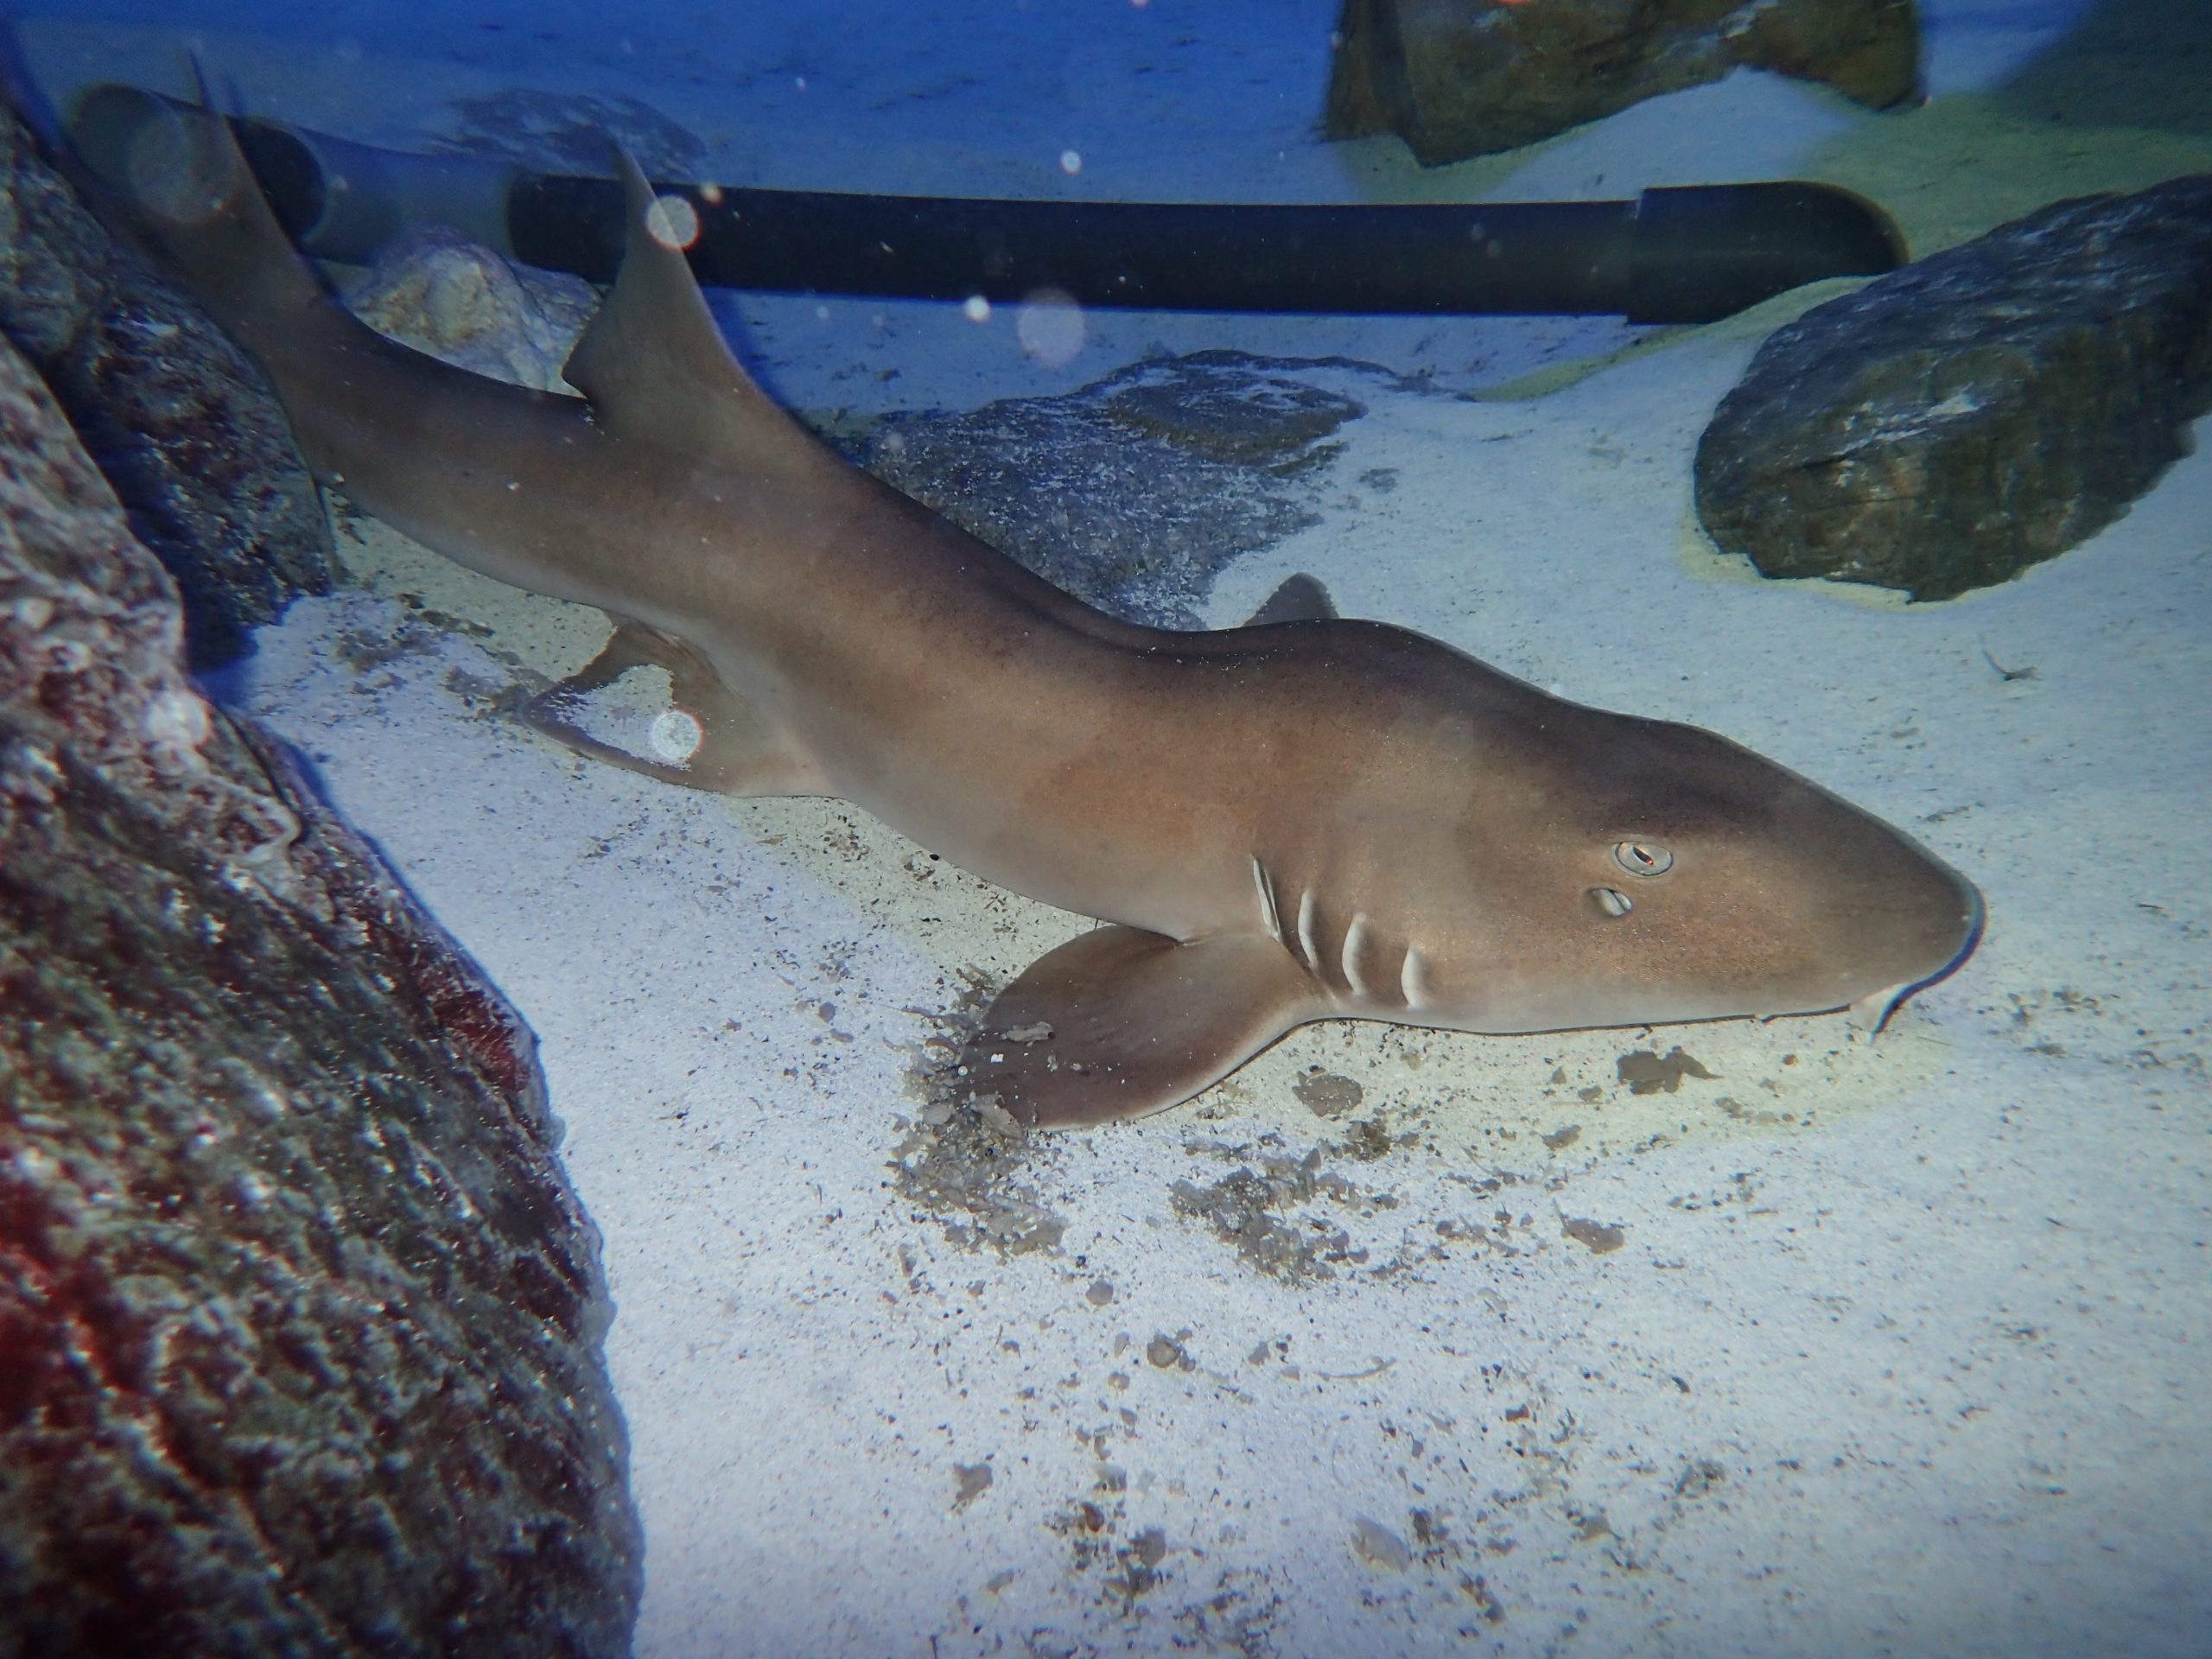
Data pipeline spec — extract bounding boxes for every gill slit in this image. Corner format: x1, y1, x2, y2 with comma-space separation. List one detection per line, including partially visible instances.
1341, 913, 1373, 1001
1400, 944, 1431, 1011
1250, 855, 1283, 945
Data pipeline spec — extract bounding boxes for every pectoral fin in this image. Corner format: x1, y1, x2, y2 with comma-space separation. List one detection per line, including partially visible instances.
962, 926, 1320, 1128
523, 618, 827, 797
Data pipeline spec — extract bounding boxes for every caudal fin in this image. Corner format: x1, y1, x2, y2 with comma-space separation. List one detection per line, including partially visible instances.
69, 79, 327, 344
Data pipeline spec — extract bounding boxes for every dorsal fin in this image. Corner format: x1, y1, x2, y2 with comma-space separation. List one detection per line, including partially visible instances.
1243, 573, 1339, 627
563, 149, 811, 464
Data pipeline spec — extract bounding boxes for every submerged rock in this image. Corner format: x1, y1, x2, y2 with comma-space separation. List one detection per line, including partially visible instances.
1695, 175, 2212, 600
1325, 0, 1919, 166
425, 87, 708, 181
0, 104, 332, 668
342, 224, 599, 393
861, 350, 1380, 626
0, 335, 638, 1657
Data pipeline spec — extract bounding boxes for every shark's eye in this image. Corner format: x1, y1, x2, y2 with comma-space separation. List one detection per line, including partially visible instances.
1613, 841, 1673, 877
1592, 887, 1633, 918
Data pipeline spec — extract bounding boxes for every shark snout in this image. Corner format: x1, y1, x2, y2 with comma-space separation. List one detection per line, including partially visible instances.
1845, 853, 1984, 1028
1808, 811, 1986, 1030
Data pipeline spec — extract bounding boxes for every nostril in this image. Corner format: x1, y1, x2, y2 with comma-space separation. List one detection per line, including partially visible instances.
1592, 887, 1632, 918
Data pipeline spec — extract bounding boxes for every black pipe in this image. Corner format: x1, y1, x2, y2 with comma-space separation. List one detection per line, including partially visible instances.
71, 83, 1905, 325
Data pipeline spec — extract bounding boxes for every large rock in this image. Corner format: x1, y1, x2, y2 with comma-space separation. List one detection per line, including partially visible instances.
0, 334, 639, 1657
1325, 0, 1921, 165
860, 350, 1376, 626
0, 104, 332, 668
1695, 175, 2212, 601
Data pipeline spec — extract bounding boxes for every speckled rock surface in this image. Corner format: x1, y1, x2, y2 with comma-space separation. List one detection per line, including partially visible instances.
859, 350, 1382, 626
1695, 175, 2212, 601
0, 335, 639, 1658
0, 103, 331, 668
341, 224, 599, 394
1325, 0, 1920, 165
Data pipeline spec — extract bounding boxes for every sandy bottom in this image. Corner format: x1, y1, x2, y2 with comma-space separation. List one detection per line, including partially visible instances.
227, 343, 2211, 1656
18, 2, 2211, 1653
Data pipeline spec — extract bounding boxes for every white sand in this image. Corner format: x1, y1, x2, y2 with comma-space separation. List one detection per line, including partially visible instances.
19, 2, 2211, 1653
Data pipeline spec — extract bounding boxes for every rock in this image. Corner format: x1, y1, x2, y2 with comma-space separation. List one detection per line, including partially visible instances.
860, 350, 1379, 626
1694, 175, 2212, 601
0, 104, 333, 668
0, 334, 638, 1658
1325, 0, 1920, 165
341, 225, 599, 394
425, 88, 708, 181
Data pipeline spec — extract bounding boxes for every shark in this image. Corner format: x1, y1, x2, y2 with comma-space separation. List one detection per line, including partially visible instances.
99, 99, 1983, 1128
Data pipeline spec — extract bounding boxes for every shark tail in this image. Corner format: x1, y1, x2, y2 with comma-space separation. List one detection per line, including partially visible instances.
82, 83, 823, 480
77, 83, 332, 360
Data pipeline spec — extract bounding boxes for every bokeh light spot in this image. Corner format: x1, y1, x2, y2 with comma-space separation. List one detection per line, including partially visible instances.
649, 709, 704, 763
645, 194, 700, 251
1015, 288, 1086, 367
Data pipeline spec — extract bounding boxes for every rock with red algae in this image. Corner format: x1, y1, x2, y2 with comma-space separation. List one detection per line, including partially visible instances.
0, 333, 638, 1659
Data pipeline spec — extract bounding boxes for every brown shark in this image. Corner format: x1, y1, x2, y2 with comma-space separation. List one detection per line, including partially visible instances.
101, 101, 1982, 1128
